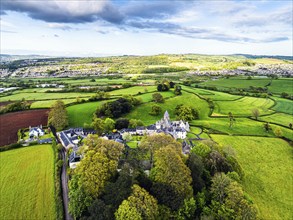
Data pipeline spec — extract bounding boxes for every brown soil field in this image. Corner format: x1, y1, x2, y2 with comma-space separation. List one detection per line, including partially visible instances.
0, 109, 49, 146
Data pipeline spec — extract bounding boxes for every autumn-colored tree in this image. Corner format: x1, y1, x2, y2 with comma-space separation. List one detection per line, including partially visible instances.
115, 184, 158, 220
48, 100, 68, 131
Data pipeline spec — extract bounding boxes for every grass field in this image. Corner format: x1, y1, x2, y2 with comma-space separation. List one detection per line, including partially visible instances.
259, 112, 293, 127
66, 101, 108, 127
126, 91, 210, 125
31, 98, 78, 108
182, 86, 242, 101
211, 135, 293, 220
199, 78, 271, 90
272, 97, 293, 114
0, 145, 56, 220
268, 79, 293, 95
0, 92, 93, 102
213, 97, 274, 116
109, 85, 157, 96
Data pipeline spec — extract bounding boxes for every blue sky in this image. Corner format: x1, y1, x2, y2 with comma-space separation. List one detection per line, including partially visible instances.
1, 0, 292, 56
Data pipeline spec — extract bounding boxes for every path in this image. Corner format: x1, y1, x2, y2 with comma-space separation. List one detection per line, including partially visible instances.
60, 148, 73, 220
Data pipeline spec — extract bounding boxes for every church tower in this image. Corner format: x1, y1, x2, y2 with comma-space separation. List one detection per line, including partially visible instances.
163, 111, 170, 128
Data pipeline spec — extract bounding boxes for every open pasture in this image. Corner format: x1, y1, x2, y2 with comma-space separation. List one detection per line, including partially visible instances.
272, 97, 293, 114
211, 135, 293, 220
0, 91, 93, 102
31, 98, 78, 108
259, 112, 293, 127
126, 91, 210, 125
213, 96, 274, 116
66, 101, 108, 127
0, 145, 56, 220
109, 85, 157, 96
199, 78, 271, 90
267, 78, 293, 95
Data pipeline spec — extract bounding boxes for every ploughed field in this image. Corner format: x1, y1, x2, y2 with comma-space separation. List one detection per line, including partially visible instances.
0, 109, 49, 146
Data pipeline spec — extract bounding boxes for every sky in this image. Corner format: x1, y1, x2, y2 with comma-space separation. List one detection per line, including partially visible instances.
0, 0, 292, 56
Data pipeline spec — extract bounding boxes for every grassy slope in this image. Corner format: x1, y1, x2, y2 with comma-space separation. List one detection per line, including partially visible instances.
213, 97, 274, 116
268, 79, 293, 95
0, 145, 56, 220
31, 98, 78, 108
211, 135, 293, 220
126, 91, 210, 125
272, 97, 293, 114
66, 101, 107, 127
259, 112, 293, 126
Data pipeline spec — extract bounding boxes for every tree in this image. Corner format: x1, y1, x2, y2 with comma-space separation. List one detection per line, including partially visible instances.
204, 150, 233, 176
115, 118, 130, 129
149, 104, 162, 116
186, 153, 206, 194
48, 100, 68, 131
169, 81, 175, 88
273, 127, 283, 137
252, 108, 260, 120
91, 118, 104, 135
289, 123, 292, 129
122, 132, 132, 142
140, 133, 182, 168
150, 146, 193, 200
75, 137, 124, 197
174, 85, 182, 95
152, 92, 164, 103
175, 104, 198, 121
129, 119, 144, 128
115, 184, 158, 220
103, 117, 115, 133
228, 112, 235, 128
68, 175, 92, 219
264, 122, 271, 132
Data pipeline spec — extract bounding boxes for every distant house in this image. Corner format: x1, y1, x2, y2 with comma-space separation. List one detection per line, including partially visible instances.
29, 126, 45, 139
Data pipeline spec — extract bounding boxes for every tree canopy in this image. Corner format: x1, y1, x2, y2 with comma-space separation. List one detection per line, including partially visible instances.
48, 100, 68, 131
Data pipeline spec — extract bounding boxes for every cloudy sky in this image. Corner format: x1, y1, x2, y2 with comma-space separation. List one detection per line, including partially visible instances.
1, 0, 292, 56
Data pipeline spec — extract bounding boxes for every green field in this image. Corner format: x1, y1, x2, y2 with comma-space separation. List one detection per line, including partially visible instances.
259, 112, 293, 127
66, 101, 108, 127
272, 97, 293, 114
31, 98, 79, 108
211, 135, 293, 220
199, 78, 271, 90
109, 85, 157, 96
0, 145, 56, 220
213, 97, 274, 116
268, 78, 293, 95
0, 92, 93, 102
126, 91, 210, 125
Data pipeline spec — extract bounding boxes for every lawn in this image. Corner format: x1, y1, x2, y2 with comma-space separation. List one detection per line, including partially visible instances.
66, 101, 107, 127
0, 145, 56, 220
213, 97, 274, 116
272, 97, 293, 114
211, 135, 293, 220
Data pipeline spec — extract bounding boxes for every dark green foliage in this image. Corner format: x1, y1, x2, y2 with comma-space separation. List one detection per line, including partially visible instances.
152, 93, 164, 103
204, 151, 233, 176
186, 153, 206, 195
115, 118, 130, 130
174, 85, 182, 95
151, 182, 185, 211
83, 199, 112, 220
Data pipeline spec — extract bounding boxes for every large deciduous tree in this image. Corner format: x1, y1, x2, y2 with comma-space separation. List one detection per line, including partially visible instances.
48, 100, 68, 131
152, 92, 165, 103
115, 184, 159, 220
150, 146, 193, 201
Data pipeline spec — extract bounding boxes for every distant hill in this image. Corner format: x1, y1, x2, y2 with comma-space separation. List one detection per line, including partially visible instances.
234, 54, 293, 61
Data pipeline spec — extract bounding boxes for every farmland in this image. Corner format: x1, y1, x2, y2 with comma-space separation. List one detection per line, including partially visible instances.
211, 135, 293, 220
0, 54, 292, 219
0, 109, 49, 146
0, 145, 56, 219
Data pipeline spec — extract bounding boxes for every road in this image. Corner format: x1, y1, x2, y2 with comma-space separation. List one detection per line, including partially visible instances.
61, 148, 73, 220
